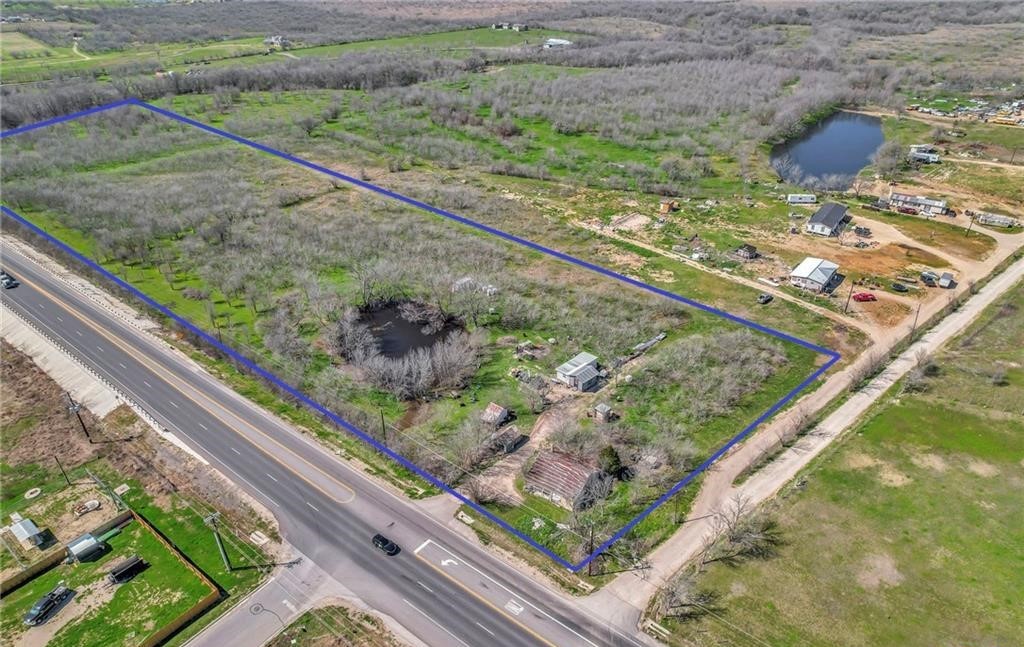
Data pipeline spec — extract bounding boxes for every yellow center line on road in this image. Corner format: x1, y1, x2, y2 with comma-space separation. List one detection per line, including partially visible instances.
13, 269, 356, 505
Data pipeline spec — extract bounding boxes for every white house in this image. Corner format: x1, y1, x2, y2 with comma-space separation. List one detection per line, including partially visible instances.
805, 203, 850, 237
555, 352, 599, 391
790, 257, 840, 293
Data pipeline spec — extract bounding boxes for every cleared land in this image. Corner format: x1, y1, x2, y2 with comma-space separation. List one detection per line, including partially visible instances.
661, 278, 1024, 646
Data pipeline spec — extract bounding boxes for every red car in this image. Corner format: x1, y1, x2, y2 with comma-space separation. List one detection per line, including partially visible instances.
853, 292, 877, 302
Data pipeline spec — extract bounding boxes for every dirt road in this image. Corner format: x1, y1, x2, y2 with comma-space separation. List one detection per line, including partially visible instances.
588, 250, 1024, 615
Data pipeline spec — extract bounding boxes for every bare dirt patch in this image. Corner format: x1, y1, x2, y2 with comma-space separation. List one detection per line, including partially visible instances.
878, 465, 912, 487
18, 578, 117, 647
965, 459, 999, 478
845, 452, 880, 470
856, 553, 905, 590
910, 452, 948, 473
609, 212, 651, 232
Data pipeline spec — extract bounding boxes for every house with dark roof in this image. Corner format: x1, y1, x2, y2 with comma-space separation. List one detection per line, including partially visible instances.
805, 203, 851, 237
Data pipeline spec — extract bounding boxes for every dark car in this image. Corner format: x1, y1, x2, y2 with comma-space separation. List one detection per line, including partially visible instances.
1, 273, 19, 289
372, 534, 400, 556
757, 293, 774, 305
891, 282, 909, 293
23, 584, 73, 626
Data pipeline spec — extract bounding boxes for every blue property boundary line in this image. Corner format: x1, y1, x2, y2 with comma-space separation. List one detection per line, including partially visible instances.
1, 99, 841, 572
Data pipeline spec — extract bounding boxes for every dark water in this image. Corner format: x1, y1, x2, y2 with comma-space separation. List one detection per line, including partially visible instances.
361, 303, 456, 359
771, 111, 884, 188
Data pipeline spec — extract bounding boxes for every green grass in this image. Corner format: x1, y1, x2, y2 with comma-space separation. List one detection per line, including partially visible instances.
664, 279, 1024, 647
859, 207, 998, 261
0, 519, 212, 647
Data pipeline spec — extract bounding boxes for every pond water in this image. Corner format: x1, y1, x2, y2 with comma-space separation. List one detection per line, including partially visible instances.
361, 303, 457, 359
771, 111, 884, 188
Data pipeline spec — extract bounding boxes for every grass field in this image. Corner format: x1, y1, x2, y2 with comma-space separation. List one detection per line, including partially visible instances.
861, 208, 998, 261
664, 278, 1024, 646
0, 517, 213, 647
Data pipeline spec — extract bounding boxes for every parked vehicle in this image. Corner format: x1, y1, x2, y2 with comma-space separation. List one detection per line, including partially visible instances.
891, 282, 909, 293
920, 271, 939, 287
372, 534, 400, 556
1, 272, 19, 289
897, 207, 918, 215
23, 584, 73, 626
757, 293, 774, 305
852, 292, 877, 302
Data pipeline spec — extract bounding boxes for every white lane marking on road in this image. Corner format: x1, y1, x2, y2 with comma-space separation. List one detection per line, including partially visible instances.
56, 316, 63, 322
476, 622, 495, 637
75, 330, 82, 336
208, 454, 280, 507
96, 345, 104, 352
402, 598, 471, 647
305, 502, 320, 512
169, 400, 180, 409
419, 540, 598, 646
198, 422, 208, 430
266, 473, 278, 482
230, 447, 241, 455
417, 580, 434, 593
414, 539, 432, 554
282, 599, 297, 614
119, 362, 127, 369
142, 380, 152, 388
37, 303, 45, 309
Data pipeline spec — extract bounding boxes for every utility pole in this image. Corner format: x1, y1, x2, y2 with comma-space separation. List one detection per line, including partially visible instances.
379, 408, 387, 447
965, 214, 975, 237
844, 282, 855, 314
587, 525, 595, 577
65, 392, 93, 443
204, 512, 231, 571
54, 455, 72, 488
909, 302, 922, 340
1010, 147, 1019, 165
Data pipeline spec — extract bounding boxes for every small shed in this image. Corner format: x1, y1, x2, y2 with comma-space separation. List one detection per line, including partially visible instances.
66, 533, 104, 562
10, 518, 44, 547
481, 402, 510, 427
555, 352, 600, 391
524, 452, 608, 511
594, 403, 614, 423
734, 244, 759, 260
659, 199, 679, 214
939, 272, 956, 289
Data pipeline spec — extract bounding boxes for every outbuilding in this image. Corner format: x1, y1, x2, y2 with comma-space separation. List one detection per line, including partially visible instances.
889, 192, 949, 216
939, 272, 956, 289
10, 518, 44, 547
555, 352, 600, 391
786, 194, 817, 205
66, 533, 104, 562
734, 244, 759, 260
481, 402, 510, 427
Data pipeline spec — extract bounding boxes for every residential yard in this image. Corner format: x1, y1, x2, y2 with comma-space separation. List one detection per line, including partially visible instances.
0, 342, 270, 645
662, 279, 1024, 646
0, 517, 213, 647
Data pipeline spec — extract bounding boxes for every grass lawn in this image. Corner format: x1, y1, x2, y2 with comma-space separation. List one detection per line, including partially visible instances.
0, 518, 213, 647
664, 278, 1024, 647
861, 208, 998, 261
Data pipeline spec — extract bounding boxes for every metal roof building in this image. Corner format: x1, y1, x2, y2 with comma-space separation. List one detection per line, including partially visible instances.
790, 257, 840, 293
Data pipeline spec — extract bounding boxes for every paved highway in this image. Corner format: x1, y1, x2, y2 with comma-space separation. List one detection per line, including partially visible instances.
0, 242, 648, 647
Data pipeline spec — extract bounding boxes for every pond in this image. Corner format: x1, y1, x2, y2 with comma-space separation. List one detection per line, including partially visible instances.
361, 303, 458, 359
771, 111, 884, 189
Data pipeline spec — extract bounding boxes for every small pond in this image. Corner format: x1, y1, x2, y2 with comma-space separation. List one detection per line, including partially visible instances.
771, 111, 884, 188
361, 303, 458, 359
